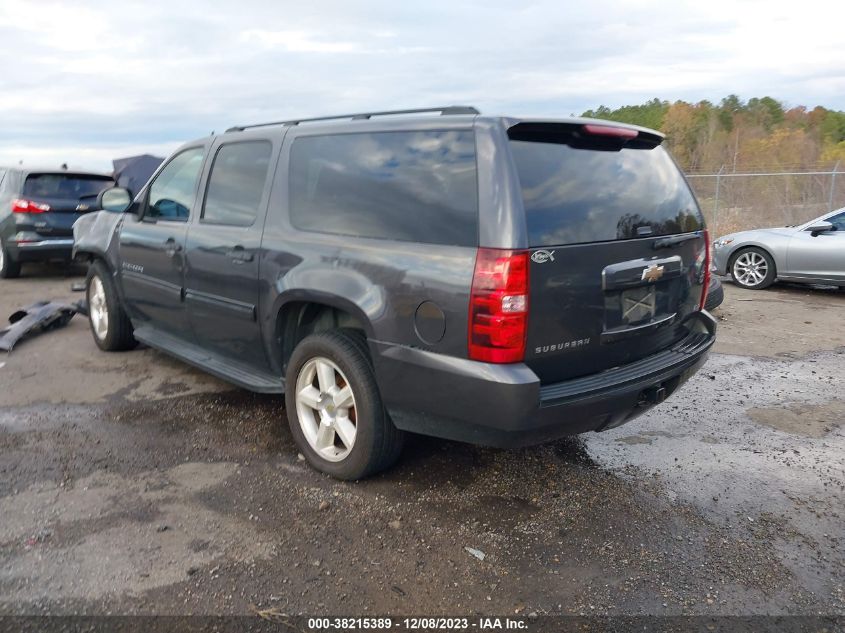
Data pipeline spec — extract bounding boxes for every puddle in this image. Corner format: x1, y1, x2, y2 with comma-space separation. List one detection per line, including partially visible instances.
615, 435, 654, 445
747, 400, 845, 438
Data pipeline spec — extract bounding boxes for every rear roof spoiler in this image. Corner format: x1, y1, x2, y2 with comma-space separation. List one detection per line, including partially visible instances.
507, 120, 664, 148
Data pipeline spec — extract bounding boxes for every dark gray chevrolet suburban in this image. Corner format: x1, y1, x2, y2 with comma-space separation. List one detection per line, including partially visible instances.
73, 106, 716, 479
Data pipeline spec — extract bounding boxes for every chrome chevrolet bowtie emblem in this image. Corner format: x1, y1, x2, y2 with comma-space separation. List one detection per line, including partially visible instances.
641, 264, 665, 283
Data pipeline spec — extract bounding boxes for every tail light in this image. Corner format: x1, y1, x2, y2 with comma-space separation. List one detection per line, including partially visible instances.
12, 199, 50, 214
468, 248, 529, 363
699, 229, 711, 310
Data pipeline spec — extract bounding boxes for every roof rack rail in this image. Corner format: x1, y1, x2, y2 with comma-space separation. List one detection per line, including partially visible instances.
225, 105, 480, 133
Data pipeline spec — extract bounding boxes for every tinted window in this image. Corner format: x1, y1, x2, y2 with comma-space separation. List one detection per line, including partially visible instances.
290, 131, 478, 246
826, 211, 845, 231
510, 141, 703, 247
147, 148, 205, 221
23, 173, 114, 200
203, 141, 272, 226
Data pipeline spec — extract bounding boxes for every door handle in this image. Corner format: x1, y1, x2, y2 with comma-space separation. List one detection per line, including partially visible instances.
227, 245, 254, 263
164, 237, 182, 258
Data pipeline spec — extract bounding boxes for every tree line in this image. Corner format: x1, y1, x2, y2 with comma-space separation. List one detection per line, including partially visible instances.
582, 96, 845, 174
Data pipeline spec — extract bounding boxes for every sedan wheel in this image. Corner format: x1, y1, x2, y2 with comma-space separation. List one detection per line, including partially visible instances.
731, 248, 775, 289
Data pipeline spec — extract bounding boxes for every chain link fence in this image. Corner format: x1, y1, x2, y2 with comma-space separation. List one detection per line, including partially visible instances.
686, 165, 844, 238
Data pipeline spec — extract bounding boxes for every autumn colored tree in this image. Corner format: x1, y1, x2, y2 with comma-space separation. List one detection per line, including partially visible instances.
581, 96, 845, 173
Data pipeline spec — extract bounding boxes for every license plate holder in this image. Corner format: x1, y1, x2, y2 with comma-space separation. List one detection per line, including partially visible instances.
620, 286, 657, 324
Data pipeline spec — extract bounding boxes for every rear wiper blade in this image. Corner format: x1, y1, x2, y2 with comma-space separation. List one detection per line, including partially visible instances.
652, 233, 701, 250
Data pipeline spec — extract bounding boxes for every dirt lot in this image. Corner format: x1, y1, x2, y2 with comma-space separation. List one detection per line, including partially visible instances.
0, 264, 843, 618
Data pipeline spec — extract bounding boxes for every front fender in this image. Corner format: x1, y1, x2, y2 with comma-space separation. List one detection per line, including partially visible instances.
72, 210, 124, 273
718, 237, 787, 275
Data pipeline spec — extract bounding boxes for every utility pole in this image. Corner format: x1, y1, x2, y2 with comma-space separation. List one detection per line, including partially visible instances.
713, 165, 724, 237
732, 130, 740, 173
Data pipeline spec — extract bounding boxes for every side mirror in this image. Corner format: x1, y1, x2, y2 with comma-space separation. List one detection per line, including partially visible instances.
97, 187, 133, 213
805, 220, 834, 236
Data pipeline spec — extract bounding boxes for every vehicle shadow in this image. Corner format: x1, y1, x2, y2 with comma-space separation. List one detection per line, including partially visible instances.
14, 261, 87, 279
721, 275, 844, 297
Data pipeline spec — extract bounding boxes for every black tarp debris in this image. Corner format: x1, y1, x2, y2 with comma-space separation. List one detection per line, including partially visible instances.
0, 301, 79, 352
112, 154, 164, 198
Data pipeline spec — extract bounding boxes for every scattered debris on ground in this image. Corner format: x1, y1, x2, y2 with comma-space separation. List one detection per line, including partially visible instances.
0, 301, 79, 352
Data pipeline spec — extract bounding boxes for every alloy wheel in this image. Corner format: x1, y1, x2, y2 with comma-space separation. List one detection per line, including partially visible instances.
295, 356, 358, 462
733, 251, 769, 287
88, 276, 110, 340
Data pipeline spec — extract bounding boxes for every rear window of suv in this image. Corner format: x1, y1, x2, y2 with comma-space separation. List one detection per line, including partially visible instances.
23, 173, 115, 201
290, 130, 478, 247
509, 126, 703, 247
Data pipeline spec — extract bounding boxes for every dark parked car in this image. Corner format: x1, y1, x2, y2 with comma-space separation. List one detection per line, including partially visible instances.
0, 167, 115, 278
73, 106, 716, 479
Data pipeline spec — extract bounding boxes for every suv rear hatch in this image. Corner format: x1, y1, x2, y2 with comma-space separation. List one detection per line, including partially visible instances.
508, 122, 708, 384
16, 173, 115, 237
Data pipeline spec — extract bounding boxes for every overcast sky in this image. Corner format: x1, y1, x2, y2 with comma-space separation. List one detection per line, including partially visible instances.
1, 0, 843, 171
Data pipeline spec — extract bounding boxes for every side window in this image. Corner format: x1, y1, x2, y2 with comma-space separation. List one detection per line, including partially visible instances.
826, 212, 845, 231
147, 148, 205, 221
202, 141, 272, 226
289, 130, 478, 247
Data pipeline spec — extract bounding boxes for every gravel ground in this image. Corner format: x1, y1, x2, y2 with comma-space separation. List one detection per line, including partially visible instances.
0, 264, 843, 618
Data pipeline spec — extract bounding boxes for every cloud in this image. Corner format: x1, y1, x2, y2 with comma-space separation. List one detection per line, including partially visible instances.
240, 29, 362, 53
0, 0, 843, 171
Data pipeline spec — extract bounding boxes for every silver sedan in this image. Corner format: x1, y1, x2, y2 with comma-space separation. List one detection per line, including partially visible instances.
712, 208, 845, 289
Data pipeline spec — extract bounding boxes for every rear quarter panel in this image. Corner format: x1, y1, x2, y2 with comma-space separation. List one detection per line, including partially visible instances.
0, 171, 20, 240
258, 118, 481, 374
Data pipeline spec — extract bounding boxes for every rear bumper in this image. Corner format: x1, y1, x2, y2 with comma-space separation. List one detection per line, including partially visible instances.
372, 311, 716, 447
7, 238, 74, 263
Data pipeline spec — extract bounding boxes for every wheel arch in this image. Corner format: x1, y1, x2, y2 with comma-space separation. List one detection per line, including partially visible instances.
728, 243, 779, 278
270, 291, 373, 374
72, 210, 123, 272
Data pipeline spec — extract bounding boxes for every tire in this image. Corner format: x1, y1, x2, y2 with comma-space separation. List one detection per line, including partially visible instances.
730, 247, 776, 290
0, 238, 21, 279
285, 329, 405, 480
86, 260, 137, 351
704, 277, 724, 311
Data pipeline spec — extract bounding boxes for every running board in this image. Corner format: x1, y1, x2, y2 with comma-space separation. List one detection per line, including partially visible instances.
134, 326, 284, 393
